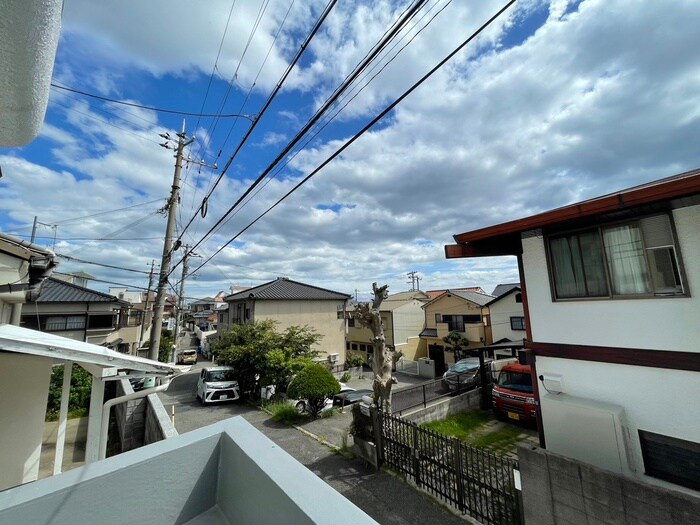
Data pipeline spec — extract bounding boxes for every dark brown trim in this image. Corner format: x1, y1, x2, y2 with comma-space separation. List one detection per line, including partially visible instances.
523, 348, 546, 449
527, 341, 700, 372
445, 239, 521, 258
452, 168, 700, 244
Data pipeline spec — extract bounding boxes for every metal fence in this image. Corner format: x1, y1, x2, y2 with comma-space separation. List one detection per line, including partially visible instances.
375, 409, 521, 525
392, 372, 494, 414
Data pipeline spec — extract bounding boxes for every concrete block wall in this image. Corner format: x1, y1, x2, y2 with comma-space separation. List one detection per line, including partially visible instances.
402, 388, 481, 425
144, 393, 177, 445
518, 444, 700, 525
114, 379, 146, 452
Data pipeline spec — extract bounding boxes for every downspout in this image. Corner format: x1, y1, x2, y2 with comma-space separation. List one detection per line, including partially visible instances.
98, 382, 170, 460
10, 303, 22, 325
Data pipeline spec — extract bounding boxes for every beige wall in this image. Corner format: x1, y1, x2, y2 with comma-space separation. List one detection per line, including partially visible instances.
394, 336, 426, 361
0, 353, 53, 490
488, 292, 525, 342
254, 300, 347, 363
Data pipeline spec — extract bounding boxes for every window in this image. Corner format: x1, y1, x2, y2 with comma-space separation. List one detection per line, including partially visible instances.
435, 313, 442, 323
441, 314, 482, 332
548, 214, 684, 299
45, 316, 86, 331
88, 314, 115, 329
515, 292, 522, 303
347, 318, 355, 328
351, 343, 358, 350
510, 317, 526, 330
638, 429, 700, 491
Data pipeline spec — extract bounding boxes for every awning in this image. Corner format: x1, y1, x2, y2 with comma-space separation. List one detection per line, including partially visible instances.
0, 324, 176, 375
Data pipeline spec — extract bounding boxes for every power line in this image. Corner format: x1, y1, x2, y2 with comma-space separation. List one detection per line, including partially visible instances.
55, 253, 154, 275
51, 199, 163, 225
50, 83, 255, 120
53, 272, 152, 292
176, 0, 339, 244
7, 234, 164, 242
175, 0, 426, 267
185, 0, 517, 278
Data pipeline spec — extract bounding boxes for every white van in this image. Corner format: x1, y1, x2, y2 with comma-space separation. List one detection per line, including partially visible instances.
196, 366, 240, 405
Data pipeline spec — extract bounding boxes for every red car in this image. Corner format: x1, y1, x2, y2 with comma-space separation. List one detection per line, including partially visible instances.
492, 363, 536, 422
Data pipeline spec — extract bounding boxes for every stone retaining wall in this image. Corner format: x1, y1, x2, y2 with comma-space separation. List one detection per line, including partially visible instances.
401, 387, 482, 425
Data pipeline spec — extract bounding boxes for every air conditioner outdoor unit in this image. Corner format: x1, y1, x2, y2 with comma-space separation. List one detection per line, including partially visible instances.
328, 353, 339, 363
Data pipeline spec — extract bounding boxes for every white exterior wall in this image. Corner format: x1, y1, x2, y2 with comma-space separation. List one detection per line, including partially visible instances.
255, 300, 346, 362
488, 293, 525, 343
522, 205, 700, 351
0, 353, 53, 490
521, 204, 700, 491
392, 300, 426, 346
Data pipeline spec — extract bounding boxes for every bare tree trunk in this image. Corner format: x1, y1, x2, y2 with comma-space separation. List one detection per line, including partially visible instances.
354, 282, 395, 412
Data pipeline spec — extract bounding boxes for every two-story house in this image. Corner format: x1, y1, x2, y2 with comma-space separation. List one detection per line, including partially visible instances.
484, 285, 525, 345
346, 290, 429, 363
419, 289, 493, 373
220, 278, 350, 365
446, 169, 700, 503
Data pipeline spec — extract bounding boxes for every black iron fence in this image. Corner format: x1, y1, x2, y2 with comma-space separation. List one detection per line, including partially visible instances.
392, 371, 494, 414
372, 409, 521, 525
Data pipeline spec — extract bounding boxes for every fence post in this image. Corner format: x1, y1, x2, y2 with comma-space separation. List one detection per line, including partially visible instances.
371, 406, 384, 467
422, 384, 427, 407
412, 423, 421, 487
453, 438, 466, 513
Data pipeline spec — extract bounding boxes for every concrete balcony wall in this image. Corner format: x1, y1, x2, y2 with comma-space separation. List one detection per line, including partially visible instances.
0, 417, 378, 525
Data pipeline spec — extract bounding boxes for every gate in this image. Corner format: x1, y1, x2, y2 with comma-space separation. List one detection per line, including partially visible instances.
375, 409, 521, 525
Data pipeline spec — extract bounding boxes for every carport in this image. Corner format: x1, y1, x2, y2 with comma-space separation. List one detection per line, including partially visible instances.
475, 339, 525, 409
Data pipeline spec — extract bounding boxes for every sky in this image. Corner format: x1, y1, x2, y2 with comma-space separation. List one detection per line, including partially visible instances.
2, 0, 700, 303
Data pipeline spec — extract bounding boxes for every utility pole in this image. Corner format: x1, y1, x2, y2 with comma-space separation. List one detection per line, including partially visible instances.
30, 216, 38, 243
407, 271, 418, 291
172, 245, 194, 363
140, 260, 156, 350
148, 123, 194, 362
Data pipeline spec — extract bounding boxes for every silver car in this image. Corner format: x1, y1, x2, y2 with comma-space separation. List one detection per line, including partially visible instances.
442, 357, 493, 392
197, 366, 240, 405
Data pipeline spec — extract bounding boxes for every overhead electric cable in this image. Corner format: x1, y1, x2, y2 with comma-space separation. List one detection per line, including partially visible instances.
52, 199, 163, 225
174, 0, 425, 263
50, 83, 255, 120
52, 272, 152, 292
185, 0, 517, 277
176, 0, 339, 241
55, 254, 153, 275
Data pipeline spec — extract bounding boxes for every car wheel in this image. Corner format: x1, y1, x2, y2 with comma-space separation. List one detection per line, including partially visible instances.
295, 401, 306, 414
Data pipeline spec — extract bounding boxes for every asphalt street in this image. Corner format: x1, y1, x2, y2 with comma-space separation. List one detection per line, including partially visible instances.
157, 351, 470, 524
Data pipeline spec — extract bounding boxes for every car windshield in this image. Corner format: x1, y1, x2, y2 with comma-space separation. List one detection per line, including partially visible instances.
449, 360, 480, 373
497, 371, 533, 393
206, 369, 236, 382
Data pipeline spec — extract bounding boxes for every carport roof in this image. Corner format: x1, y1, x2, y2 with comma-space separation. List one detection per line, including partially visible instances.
0, 324, 176, 375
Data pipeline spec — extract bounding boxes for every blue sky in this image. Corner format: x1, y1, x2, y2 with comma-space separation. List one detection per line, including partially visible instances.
2, 0, 700, 302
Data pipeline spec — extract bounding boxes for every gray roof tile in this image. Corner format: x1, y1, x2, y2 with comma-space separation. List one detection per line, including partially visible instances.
225, 278, 350, 301
33, 278, 123, 303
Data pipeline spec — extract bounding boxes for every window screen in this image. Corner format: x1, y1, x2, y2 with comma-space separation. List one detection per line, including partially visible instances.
638, 429, 700, 491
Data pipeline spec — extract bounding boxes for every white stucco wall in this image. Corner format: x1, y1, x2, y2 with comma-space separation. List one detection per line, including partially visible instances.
392, 300, 427, 346
255, 300, 346, 361
488, 293, 525, 343
522, 205, 700, 352
537, 355, 700, 490
0, 353, 53, 490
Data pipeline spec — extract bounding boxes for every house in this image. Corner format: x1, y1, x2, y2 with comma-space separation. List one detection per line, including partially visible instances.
346, 290, 429, 363
191, 292, 226, 330
20, 277, 139, 353
446, 169, 700, 503
419, 289, 493, 373
491, 282, 519, 298
483, 285, 525, 353
424, 286, 486, 300
220, 278, 350, 365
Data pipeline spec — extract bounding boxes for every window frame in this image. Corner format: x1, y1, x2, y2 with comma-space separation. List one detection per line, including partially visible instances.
510, 316, 526, 331
545, 213, 688, 301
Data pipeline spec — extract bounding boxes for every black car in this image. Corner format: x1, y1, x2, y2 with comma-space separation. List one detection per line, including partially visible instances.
442, 357, 493, 392
332, 389, 373, 408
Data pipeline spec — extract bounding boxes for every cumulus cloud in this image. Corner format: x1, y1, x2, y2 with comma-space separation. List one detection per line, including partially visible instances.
3, 0, 700, 300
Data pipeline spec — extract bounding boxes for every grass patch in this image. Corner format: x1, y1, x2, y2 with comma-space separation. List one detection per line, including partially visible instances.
421, 411, 491, 441
266, 401, 306, 425
471, 424, 523, 451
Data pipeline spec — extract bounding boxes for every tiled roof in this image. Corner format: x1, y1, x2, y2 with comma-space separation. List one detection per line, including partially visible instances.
32, 278, 123, 303
420, 328, 438, 338
491, 283, 520, 297
225, 278, 350, 301
384, 291, 430, 302
485, 286, 521, 306
425, 287, 485, 299
423, 289, 494, 308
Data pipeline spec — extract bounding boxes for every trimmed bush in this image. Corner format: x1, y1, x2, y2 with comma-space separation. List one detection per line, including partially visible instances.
288, 363, 340, 418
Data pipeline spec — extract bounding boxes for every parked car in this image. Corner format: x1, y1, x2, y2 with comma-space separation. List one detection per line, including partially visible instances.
491, 362, 536, 422
290, 381, 353, 414
177, 349, 197, 365
442, 357, 493, 392
197, 366, 240, 405
332, 388, 373, 408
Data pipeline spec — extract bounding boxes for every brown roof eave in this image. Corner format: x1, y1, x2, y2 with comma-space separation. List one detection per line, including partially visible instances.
445, 234, 522, 259
452, 168, 700, 244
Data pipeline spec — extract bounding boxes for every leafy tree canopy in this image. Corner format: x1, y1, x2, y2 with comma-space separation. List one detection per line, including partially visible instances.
443, 330, 471, 361
46, 365, 92, 420
287, 363, 340, 418
212, 321, 322, 397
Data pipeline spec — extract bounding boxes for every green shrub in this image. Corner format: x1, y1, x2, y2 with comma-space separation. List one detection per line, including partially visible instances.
287, 363, 340, 418
340, 371, 351, 383
346, 353, 366, 368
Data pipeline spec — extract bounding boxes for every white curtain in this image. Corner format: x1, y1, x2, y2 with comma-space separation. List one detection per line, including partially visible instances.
603, 225, 650, 295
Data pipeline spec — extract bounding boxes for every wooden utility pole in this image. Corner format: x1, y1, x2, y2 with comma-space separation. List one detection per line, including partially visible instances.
172, 245, 192, 362
139, 260, 156, 350
148, 123, 193, 362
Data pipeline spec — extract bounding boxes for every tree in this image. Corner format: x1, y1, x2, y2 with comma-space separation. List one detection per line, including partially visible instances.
142, 328, 174, 362
287, 363, 340, 418
46, 365, 92, 420
352, 282, 400, 412
443, 330, 470, 362
212, 320, 322, 397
